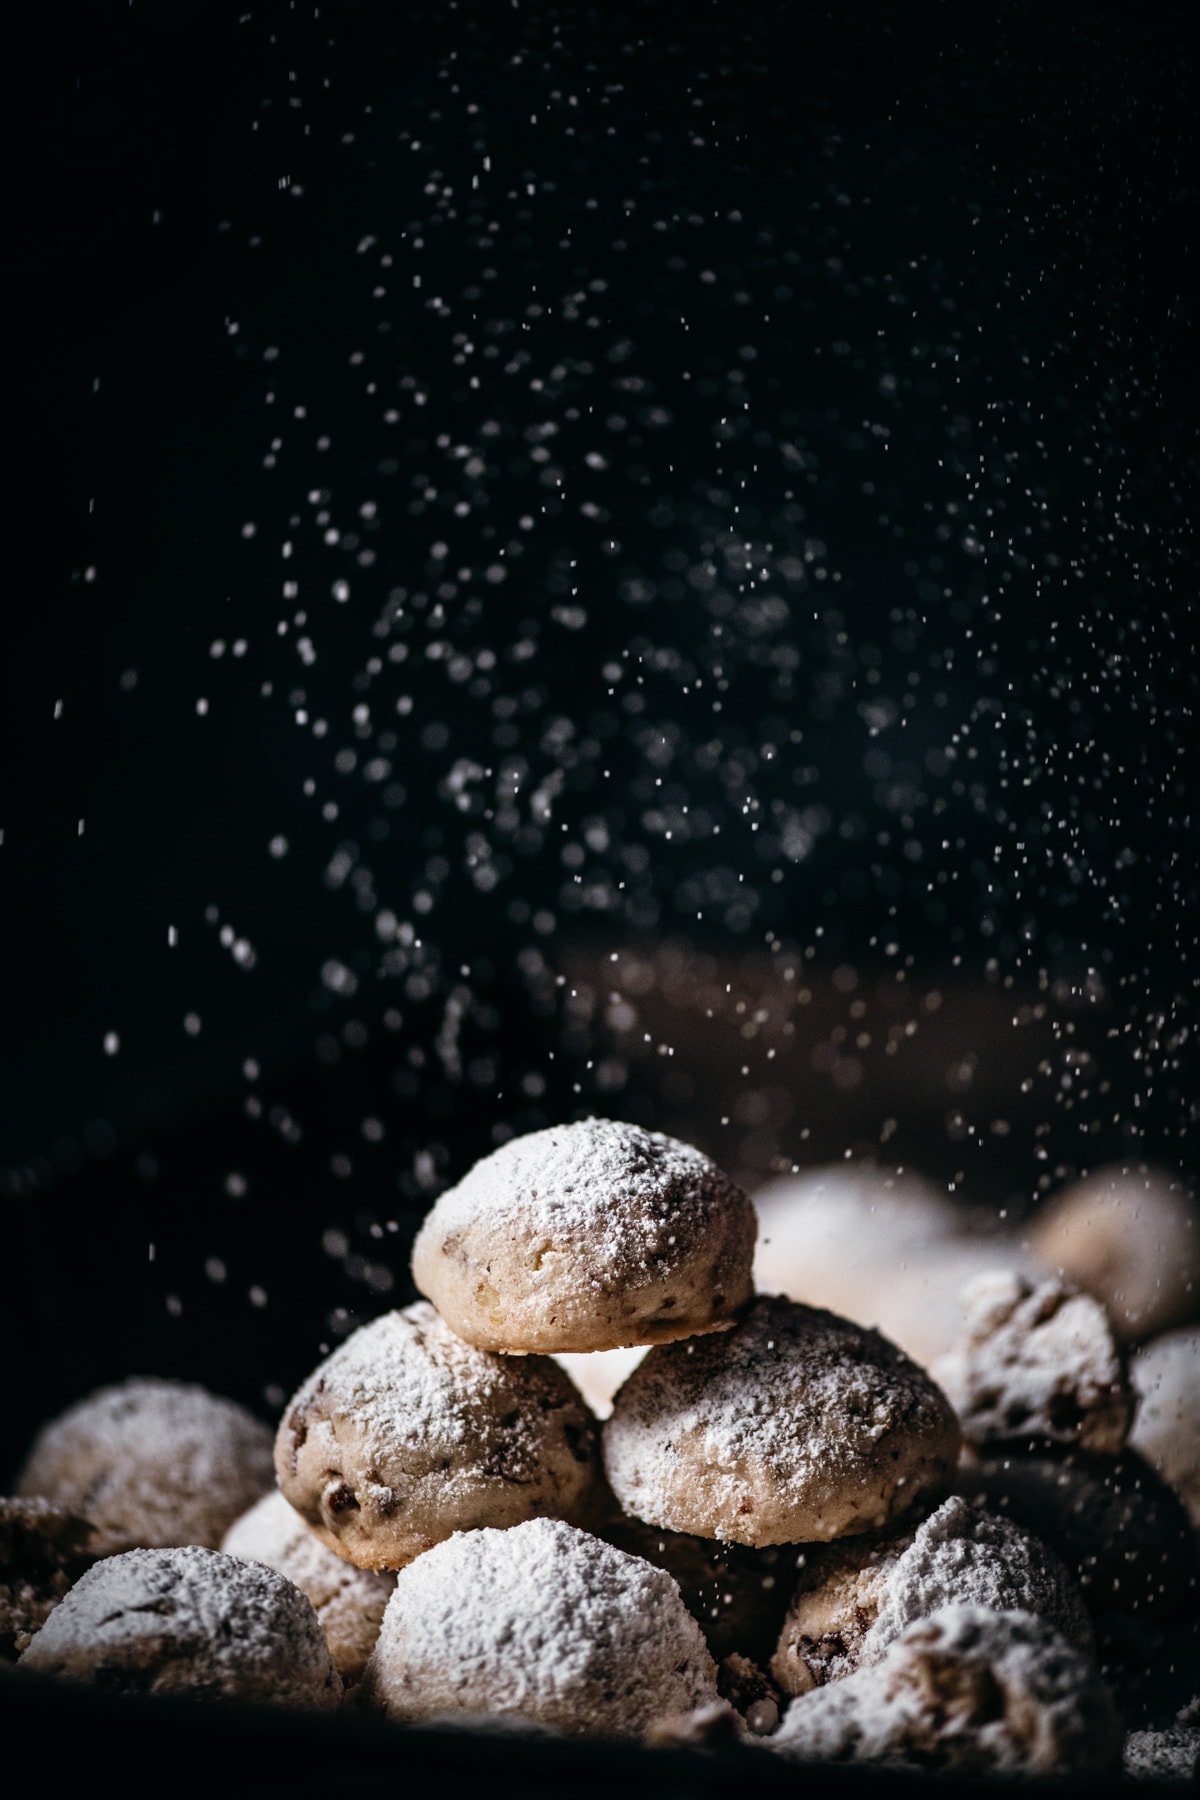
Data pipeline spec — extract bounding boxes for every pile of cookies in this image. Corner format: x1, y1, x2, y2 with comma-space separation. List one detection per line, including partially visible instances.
5, 1120, 1198, 1782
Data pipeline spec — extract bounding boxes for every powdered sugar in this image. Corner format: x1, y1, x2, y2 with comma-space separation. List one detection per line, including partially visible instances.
362, 1516, 718, 1736
20, 1544, 341, 1708
603, 1295, 960, 1544
934, 1272, 1132, 1452
17, 1379, 275, 1553
422, 1120, 748, 1287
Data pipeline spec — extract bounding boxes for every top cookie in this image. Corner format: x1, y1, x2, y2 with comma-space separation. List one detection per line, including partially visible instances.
411, 1120, 756, 1353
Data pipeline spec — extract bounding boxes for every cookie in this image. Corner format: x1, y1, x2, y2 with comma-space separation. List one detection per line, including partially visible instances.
360, 1516, 719, 1737
752, 1164, 959, 1320
221, 1490, 395, 1680
602, 1295, 960, 1546
0, 1498, 104, 1660
276, 1302, 597, 1571
1030, 1164, 1200, 1341
1123, 1725, 1200, 1782
16, 1378, 274, 1554
933, 1271, 1132, 1453
411, 1120, 756, 1353
1130, 1327, 1200, 1526
772, 1604, 1120, 1775
772, 1494, 1092, 1696
19, 1544, 341, 1708
959, 1447, 1198, 1625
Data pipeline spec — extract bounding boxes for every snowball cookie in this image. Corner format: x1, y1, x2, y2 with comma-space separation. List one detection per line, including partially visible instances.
602, 1295, 960, 1546
221, 1490, 394, 1680
933, 1272, 1132, 1454
772, 1605, 1120, 1776
0, 1498, 104, 1660
411, 1120, 756, 1354
959, 1448, 1198, 1625
19, 1545, 341, 1708
1124, 1726, 1200, 1783
1131, 1327, 1200, 1525
771, 1494, 1091, 1697
360, 1517, 720, 1737
1031, 1164, 1200, 1341
752, 1164, 959, 1315
16, 1378, 274, 1554
276, 1302, 597, 1571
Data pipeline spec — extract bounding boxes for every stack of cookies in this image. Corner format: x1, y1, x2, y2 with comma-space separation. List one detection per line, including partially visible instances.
8, 1118, 1197, 1782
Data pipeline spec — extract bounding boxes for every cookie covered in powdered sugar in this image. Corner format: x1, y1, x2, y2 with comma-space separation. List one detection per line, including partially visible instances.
0, 1498, 104, 1660
16, 1378, 274, 1554
19, 1545, 341, 1708
1030, 1164, 1200, 1342
959, 1447, 1198, 1624
1124, 1725, 1200, 1783
771, 1494, 1091, 1697
276, 1302, 596, 1571
360, 1517, 720, 1737
772, 1605, 1120, 1775
222, 1490, 394, 1680
411, 1120, 756, 1354
933, 1271, 1133, 1454
602, 1295, 960, 1547
1130, 1326, 1200, 1526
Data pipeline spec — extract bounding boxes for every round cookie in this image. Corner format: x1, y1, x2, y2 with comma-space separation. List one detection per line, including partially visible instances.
959, 1448, 1198, 1625
1124, 1726, 1200, 1783
411, 1120, 756, 1354
772, 1494, 1092, 1696
0, 1498, 104, 1660
933, 1271, 1132, 1454
360, 1516, 719, 1737
602, 1295, 960, 1546
19, 1544, 341, 1708
222, 1490, 395, 1681
1030, 1164, 1200, 1341
16, 1378, 274, 1554
772, 1605, 1120, 1775
1130, 1327, 1200, 1525
276, 1302, 597, 1571
752, 1164, 959, 1318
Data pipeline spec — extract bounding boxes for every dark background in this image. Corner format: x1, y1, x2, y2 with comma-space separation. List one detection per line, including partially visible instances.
4, 1, 1197, 1471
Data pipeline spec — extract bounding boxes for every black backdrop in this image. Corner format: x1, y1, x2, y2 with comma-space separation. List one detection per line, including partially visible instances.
4, 2, 1197, 1472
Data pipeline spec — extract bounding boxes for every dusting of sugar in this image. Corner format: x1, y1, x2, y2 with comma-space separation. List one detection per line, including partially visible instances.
604, 1295, 960, 1544
16, 1378, 275, 1552
933, 1272, 1132, 1453
362, 1516, 718, 1736
416, 1119, 752, 1292
20, 1544, 341, 1707
1123, 1726, 1200, 1782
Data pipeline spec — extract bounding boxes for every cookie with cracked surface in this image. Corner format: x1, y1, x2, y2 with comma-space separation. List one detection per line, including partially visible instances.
19, 1544, 341, 1708
772, 1494, 1091, 1696
933, 1271, 1133, 1453
772, 1604, 1120, 1775
16, 1378, 274, 1555
0, 1498, 104, 1660
276, 1302, 597, 1571
222, 1490, 395, 1680
411, 1119, 756, 1353
602, 1295, 960, 1546
360, 1517, 719, 1737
